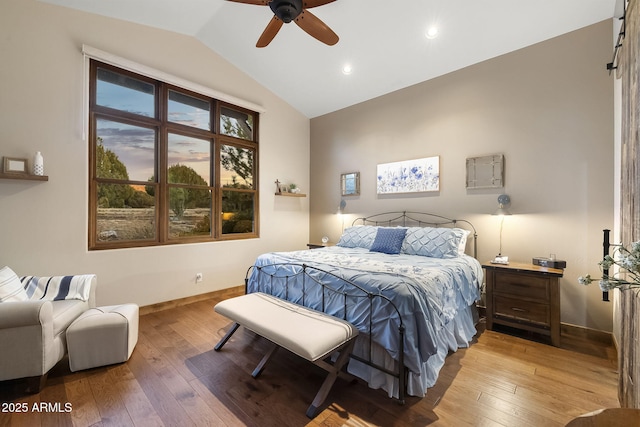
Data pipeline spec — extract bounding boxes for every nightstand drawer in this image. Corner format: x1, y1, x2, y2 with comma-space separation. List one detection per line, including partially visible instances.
494, 295, 549, 325
494, 271, 549, 301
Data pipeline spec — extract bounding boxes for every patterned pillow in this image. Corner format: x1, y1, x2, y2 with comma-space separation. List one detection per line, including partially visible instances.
370, 227, 407, 254
0, 266, 28, 302
401, 227, 462, 258
337, 226, 379, 249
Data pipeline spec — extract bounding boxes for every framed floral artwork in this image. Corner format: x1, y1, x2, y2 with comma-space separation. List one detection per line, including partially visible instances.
376, 156, 439, 194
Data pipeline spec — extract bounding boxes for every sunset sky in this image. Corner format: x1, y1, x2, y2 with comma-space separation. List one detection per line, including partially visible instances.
96, 74, 244, 187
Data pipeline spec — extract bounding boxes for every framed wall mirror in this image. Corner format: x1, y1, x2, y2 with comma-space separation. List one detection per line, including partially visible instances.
341, 172, 360, 196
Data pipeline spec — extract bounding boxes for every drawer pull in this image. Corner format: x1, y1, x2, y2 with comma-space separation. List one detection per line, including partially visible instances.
511, 307, 528, 313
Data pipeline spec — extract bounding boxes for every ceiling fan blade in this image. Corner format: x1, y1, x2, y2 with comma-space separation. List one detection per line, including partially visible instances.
294, 10, 338, 46
303, 0, 337, 8
226, 0, 269, 5
256, 16, 284, 47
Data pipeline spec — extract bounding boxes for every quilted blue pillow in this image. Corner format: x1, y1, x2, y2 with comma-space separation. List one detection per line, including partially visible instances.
401, 227, 461, 258
336, 226, 378, 249
369, 227, 407, 254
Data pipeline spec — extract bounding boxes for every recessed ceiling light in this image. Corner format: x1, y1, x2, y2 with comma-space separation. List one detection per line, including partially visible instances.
425, 27, 438, 39
342, 64, 353, 75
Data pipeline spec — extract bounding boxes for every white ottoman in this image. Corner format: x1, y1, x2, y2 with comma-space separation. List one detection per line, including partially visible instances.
66, 304, 139, 372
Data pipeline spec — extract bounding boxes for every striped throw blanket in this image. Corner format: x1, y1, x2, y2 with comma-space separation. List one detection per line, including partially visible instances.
20, 274, 94, 302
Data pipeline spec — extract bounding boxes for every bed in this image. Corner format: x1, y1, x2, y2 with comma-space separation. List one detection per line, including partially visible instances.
244, 211, 483, 401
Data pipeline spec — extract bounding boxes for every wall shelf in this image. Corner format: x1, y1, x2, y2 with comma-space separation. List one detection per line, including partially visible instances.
275, 192, 306, 197
0, 173, 48, 181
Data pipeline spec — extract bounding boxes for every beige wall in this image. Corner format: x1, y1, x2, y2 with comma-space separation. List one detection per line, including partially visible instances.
0, 0, 310, 307
310, 20, 615, 332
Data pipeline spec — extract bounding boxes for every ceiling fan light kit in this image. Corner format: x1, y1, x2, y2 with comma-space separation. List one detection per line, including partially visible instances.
228, 0, 339, 47
270, 0, 301, 23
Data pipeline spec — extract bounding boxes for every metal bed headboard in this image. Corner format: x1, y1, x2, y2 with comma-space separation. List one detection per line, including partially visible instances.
351, 211, 478, 258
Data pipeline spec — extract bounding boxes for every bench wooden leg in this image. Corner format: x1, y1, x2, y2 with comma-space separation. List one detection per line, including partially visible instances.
214, 322, 241, 351
306, 339, 356, 419
252, 341, 278, 378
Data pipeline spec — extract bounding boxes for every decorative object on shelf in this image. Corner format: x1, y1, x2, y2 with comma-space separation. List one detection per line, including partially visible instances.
321, 236, 329, 244
33, 151, 44, 176
2, 157, 28, 175
491, 194, 512, 264
274, 178, 306, 197
376, 156, 439, 194
341, 172, 360, 196
466, 154, 504, 189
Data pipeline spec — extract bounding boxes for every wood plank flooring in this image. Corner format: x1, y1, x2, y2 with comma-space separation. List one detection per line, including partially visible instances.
0, 293, 619, 426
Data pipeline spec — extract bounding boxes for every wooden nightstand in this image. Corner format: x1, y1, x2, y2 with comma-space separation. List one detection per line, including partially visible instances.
483, 262, 564, 346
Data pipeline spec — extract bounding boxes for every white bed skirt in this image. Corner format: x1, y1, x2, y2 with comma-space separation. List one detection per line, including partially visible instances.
346, 304, 478, 398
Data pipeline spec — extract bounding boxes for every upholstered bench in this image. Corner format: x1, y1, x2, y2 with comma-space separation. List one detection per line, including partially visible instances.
66, 304, 139, 372
213, 292, 359, 418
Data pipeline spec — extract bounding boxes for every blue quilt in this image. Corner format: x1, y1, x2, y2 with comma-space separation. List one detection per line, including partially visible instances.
246, 246, 482, 375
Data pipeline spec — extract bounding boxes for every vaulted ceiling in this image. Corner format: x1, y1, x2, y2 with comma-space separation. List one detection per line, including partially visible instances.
40, 0, 620, 118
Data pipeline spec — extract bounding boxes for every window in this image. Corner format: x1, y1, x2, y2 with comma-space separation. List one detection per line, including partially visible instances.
89, 61, 259, 249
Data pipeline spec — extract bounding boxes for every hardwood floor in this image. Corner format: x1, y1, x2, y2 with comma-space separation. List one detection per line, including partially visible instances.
0, 293, 619, 427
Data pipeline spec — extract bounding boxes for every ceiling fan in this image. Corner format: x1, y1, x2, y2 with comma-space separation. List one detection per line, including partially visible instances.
227, 0, 339, 48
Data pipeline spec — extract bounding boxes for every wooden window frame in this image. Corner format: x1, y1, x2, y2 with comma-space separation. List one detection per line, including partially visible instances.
88, 60, 259, 250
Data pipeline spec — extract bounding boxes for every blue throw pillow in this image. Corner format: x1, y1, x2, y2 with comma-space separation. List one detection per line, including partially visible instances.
370, 228, 407, 254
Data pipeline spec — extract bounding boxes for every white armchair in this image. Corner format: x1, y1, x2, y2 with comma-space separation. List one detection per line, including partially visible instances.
0, 272, 96, 391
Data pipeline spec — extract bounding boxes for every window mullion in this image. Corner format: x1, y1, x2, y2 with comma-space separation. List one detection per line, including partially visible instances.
158, 83, 168, 243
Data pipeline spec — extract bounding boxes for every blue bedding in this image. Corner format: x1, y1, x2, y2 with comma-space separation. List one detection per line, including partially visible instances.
246, 246, 482, 380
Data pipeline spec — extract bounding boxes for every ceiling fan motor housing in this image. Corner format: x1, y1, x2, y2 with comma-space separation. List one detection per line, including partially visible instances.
269, 0, 303, 23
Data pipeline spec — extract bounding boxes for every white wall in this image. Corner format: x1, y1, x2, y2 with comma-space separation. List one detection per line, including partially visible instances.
0, 0, 310, 307
310, 20, 615, 332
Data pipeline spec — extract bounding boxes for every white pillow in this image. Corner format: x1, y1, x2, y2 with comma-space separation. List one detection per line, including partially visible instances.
0, 266, 28, 302
455, 229, 472, 255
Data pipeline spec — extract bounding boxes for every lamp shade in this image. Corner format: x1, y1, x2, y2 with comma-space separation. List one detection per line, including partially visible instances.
493, 194, 511, 215
337, 199, 346, 214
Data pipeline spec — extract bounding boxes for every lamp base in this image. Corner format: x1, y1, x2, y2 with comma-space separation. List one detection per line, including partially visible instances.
491, 255, 509, 265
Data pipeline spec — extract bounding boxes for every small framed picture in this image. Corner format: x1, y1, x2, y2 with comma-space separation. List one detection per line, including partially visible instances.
3, 157, 28, 175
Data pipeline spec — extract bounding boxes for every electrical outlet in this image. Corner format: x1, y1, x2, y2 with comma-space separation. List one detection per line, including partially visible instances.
195, 273, 203, 283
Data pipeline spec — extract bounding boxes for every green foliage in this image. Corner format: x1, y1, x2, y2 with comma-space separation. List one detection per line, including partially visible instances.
96, 139, 152, 209
221, 190, 254, 234
96, 139, 129, 180
221, 145, 253, 188
167, 164, 210, 218
96, 140, 212, 220
170, 187, 186, 218
168, 164, 208, 186
191, 214, 211, 235
221, 115, 252, 140
127, 190, 155, 208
